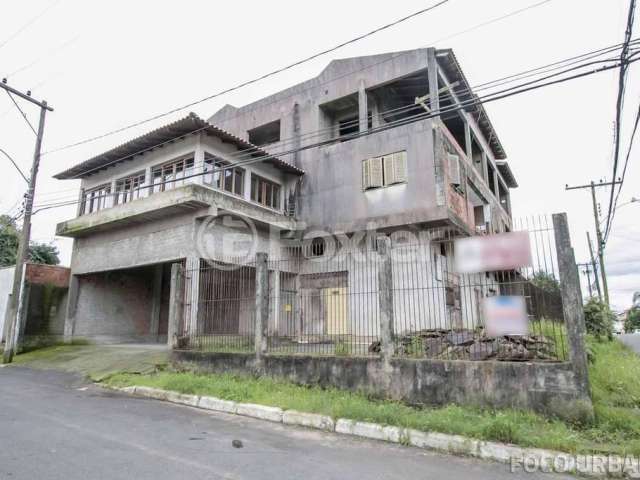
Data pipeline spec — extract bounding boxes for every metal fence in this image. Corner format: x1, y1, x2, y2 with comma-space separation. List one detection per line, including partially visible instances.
175, 215, 567, 362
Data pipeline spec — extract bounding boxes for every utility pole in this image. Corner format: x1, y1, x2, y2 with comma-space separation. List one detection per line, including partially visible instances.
1, 79, 53, 364
565, 179, 621, 307
577, 262, 594, 298
586, 231, 602, 301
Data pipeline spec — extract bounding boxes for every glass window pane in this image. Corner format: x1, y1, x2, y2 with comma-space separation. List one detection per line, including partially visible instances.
234, 169, 244, 195
224, 169, 233, 192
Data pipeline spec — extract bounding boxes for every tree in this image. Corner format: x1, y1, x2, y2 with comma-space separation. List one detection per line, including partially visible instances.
531, 270, 560, 293
583, 297, 614, 340
625, 308, 640, 333
0, 215, 20, 267
0, 214, 59, 266
29, 243, 60, 265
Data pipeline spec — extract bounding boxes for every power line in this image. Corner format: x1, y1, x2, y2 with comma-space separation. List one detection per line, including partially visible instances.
39, 54, 638, 211
50, 41, 633, 182
604, 0, 636, 239
39, 42, 636, 201
0, 148, 29, 183
0, 0, 60, 51
40, 0, 560, 157
42, 0, 451, 155
5, 90, 37, 135
605, 95, 640, 243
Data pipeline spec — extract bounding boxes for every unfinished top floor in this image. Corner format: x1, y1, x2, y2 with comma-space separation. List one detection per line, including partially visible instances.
210, 48, 517, 234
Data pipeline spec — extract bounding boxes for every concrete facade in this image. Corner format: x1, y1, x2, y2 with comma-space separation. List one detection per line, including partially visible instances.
55, 47, 518, 345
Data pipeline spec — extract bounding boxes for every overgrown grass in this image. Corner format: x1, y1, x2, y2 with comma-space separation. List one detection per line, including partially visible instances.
106, 370, 581, 451
582, 337, 640, 452
104, 337, 640, 456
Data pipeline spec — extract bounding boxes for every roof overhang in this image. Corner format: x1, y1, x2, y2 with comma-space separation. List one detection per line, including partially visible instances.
436, 49, 507, 160
496, 161, 518, 188
54, 113, 304, 180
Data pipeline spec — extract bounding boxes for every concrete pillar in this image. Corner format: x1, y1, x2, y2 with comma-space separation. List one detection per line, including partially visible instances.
167, 263, 185, 349
377, 237, 394, 360
358, 80, 368, 133
109, 179, 117, 208
553, 213, 591, 400
482, 153, 489, 182
369, 93, 380, 128
426, 48, 440, 114
185, 256, 200, 342
63, 274, 80, 343
193, 137, 205, 186
293, 271, 302, 338
76, 188, 85, 216
269, 268, 281, 335
149, 264, 163, 341
14, 279, 30, 354
255, 252, 269, 358
292, 102, 301, 167
464, 122, 472, 159
2, 293, 12, 342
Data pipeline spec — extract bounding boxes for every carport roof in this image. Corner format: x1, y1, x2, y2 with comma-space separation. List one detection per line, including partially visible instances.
54, 113, 304, 179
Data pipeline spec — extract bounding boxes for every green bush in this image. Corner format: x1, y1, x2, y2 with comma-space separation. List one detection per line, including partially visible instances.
583, 298, 614, 340
625, 308, 640, 333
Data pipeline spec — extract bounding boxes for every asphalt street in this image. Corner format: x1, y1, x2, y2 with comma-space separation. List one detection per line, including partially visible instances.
619, 333, 640, 354
0, 366, 570, 479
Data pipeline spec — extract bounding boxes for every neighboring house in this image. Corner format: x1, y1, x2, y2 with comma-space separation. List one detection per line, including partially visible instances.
0, 263, 70, 347
55, 47, 517, 345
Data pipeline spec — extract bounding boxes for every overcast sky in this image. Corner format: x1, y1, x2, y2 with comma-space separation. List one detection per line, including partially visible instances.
1, 0, 638, 310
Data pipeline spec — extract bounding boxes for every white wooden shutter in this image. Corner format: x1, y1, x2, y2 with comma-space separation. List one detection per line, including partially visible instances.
447, 153, 461, 186
362, 158, 370, 189
370, 156, 383, 188
383, 155, 394, 185
392, 151, 407, 183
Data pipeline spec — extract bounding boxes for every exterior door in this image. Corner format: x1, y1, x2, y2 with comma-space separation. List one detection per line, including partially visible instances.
324, 287, 348, 335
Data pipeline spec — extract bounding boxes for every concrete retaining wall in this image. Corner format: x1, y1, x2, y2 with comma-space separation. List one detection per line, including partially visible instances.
172, 350, 592, 421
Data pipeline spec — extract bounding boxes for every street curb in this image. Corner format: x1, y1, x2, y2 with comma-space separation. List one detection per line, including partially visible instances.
109, 385, 626, 478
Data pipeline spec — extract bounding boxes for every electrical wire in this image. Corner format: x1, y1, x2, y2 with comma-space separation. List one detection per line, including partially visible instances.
0, 148, 29, 183
5, 90, 37, 135
54, 41, 635, 181
604, 0, 636, 240
41, 0, 451, 155
0, 0, 61, 51
33, 55, 638, 213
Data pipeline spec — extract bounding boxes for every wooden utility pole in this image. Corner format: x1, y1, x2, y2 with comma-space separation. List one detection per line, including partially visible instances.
577, 262, 594, 298
586, 231, 602, 301
1, 79, 53, 364
566, 180, 621, 307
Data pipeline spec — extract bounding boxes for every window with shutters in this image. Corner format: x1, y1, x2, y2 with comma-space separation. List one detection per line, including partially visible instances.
362, 150, 407, 190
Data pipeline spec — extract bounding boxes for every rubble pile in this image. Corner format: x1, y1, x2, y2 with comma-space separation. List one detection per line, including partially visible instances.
368, 329, 559, 361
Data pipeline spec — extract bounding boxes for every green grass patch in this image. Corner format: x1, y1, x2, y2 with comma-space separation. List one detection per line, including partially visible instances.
106, 369, 584, 451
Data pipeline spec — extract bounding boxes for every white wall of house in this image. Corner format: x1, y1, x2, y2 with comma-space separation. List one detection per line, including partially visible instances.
0, 266, 15, 342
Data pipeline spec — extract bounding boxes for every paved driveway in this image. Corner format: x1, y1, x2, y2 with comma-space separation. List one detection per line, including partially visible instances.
0, 366, 570, 480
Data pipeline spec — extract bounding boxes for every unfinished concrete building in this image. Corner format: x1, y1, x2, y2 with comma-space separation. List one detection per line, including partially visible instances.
55, 47, 517, 346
